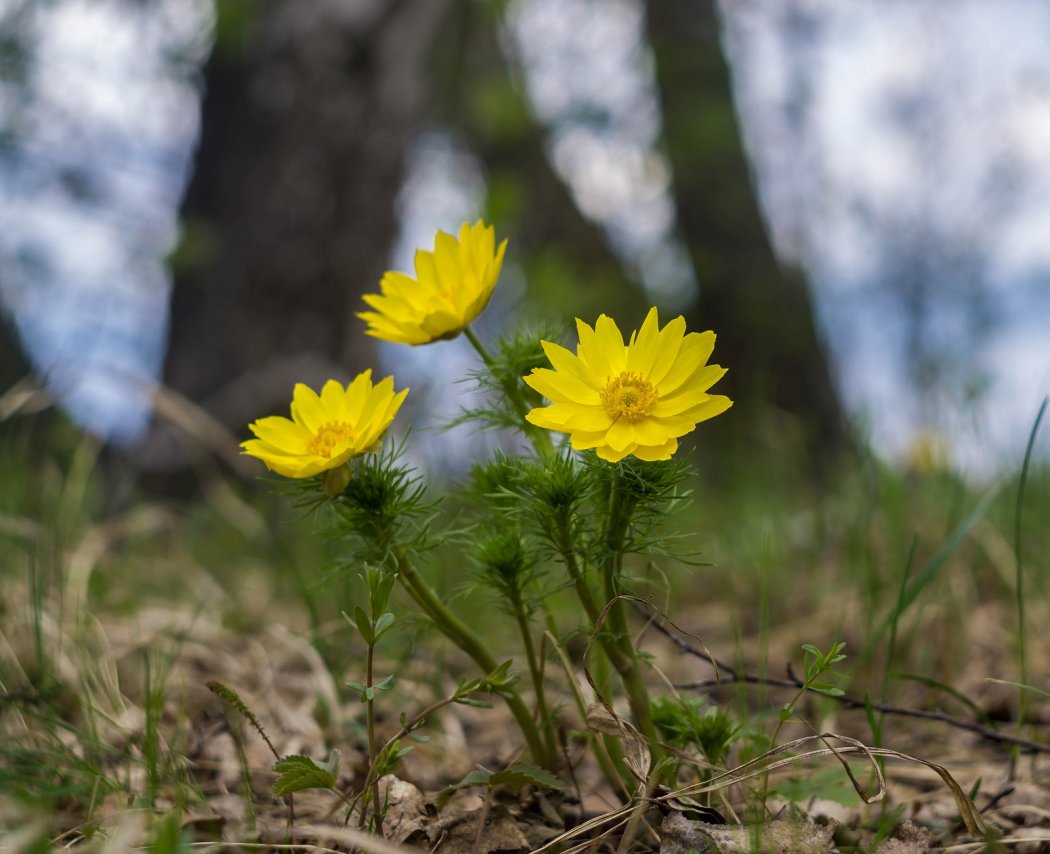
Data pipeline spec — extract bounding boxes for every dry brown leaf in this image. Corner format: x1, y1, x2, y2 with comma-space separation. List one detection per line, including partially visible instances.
659, 809, 835, 854
379, 774, 430, 845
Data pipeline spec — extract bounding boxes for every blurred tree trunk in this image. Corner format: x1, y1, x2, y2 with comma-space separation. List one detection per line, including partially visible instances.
435, 1, 647, 323
644, 1, 848, 467
140, 0, 449, 473
0, 308, 54, 448
0, 309, 29, 392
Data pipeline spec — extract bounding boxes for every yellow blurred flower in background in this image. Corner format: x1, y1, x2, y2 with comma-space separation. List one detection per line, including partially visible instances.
242, 372, 408, 478
523, 307, 732, 462
358, 220, 507, 345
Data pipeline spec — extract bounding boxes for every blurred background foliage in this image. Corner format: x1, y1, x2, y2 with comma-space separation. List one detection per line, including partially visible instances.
0, 0, 1047, 492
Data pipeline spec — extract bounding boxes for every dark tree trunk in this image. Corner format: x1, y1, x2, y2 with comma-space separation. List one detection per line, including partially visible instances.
644, 0, 849, 468
139, 0, 449, 473
0, 308, 30, 393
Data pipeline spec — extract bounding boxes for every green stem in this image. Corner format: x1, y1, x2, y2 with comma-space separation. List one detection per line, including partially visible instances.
463, 325, 554, 458
364, 643, 382, 828
600, 469, 661, 765
1014, 397, 1046, 737
548, 632, 633, 802
512, 599, 559, 768
555, 511, 652, 788
394, 551, 552, 769
345, 693, 459, 819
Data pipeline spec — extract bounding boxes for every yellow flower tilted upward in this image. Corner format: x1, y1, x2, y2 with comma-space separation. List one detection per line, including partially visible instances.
358, 220, 507, 345
241, 372, 408, 478
523, 307, 732, 462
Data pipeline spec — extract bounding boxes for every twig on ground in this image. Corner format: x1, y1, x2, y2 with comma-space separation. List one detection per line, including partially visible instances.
632, 603, 1050, 755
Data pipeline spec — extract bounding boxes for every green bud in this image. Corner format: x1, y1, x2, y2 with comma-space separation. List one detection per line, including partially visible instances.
322, 464, 352, 497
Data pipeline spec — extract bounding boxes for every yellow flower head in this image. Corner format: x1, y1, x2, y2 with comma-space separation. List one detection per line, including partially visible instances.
358, 220, 508, 345
241, 372, 408, 478
523, 307, 732, 463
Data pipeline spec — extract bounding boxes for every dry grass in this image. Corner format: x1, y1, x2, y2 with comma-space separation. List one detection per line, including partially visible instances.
1, 411, 1048, 851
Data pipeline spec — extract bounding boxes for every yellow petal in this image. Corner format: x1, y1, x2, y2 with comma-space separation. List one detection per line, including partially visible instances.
631, 438, 678, 461
575, 317, 613, 379
523, 368, 600, 405
593, 314, 627, 374
344, 369, 374, 419
646, 314, 687, 384
568, 429, 607, 450
677, 394, 734, 425
657, 331, 716, 395
248, 415, 307, 451
526, 407, 573, 432
605, 417, 634, 452
540, 339, 597, 386
359, 222, 505, 346
290, 383, 325, 431
595, 443, 631, 462
625, 306, 661, 375
537, 402, 612, 431
320, 379, 346, 418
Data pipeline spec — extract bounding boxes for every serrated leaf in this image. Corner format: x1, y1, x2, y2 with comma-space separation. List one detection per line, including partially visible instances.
489, 764, 564, 793
272, 755, 336, 797
457, 769, 493, 788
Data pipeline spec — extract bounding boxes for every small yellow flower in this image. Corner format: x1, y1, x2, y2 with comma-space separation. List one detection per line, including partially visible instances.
358, 220, 508, 345
241, 372, 408, 478
523, 307, 732, 463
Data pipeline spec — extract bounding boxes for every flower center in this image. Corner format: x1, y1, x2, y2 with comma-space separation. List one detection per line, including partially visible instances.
307, 421, 355, 458
600, 372, 657, 422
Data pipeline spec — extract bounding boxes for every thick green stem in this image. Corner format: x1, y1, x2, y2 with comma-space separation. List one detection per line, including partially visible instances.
600, 471, 661, 764
555, 511, 655, 789
512, 601, 559, 768
394, 551, 551, 769
554, 518, 602, 627
463, 325, 554, 458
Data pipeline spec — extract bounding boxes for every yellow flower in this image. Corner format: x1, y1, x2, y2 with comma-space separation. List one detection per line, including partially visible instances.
523, 307, 732, 463
241, 372, 408, 478
358, 220, 508, 345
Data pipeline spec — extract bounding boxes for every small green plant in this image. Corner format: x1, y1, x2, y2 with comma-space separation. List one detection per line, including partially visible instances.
778, 641, 850, 731
227, 223, 994, 846
239, 223, 737, 801
651, 695, 742, 769
757, 642, 849, 809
